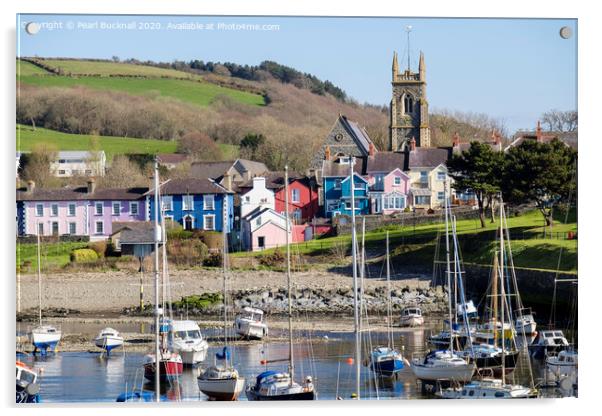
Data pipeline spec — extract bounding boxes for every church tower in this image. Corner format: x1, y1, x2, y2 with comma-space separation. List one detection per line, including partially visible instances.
390, 51, 431, 151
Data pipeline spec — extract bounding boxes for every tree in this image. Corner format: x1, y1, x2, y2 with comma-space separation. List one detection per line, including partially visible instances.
503, 138, 577, 227
447, 141, 504, 228
101, 155, 147, 188
541, 109, 578, 132
178, 131, 223, 161
21, 143, 59, 188
239, 133, 265, 159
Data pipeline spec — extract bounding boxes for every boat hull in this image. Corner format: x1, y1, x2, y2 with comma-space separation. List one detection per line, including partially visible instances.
94, 337, 124, 354
245, 389, 315, 401
370, 358, 404, 376
400, 316, 424, 327
530, 344, 568, 360
177, 348, 207, 366
198, 377, 245, 401
143, 360, 183, 383
411, 363, 475, 382
472, 350, 520, 376
235, 320, 268, 340
30, 331, 61, 354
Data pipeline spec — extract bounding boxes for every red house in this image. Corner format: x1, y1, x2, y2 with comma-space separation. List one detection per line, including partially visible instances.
238, 171, 319, 224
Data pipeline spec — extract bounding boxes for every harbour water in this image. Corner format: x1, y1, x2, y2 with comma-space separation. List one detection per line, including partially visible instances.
16, 318, 574, 402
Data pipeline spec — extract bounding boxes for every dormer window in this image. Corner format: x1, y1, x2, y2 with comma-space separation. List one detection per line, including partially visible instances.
404, 94, 414, 114
337, 157, 350, 165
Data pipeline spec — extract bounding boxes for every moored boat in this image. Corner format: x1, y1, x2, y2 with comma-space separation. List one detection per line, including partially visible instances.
234, 307, 268, 339
411, 350, 475, 382
529, 330, 570, 359
369, 346, 405, 377
400, 306, 424, 327
546, 349, 578, 376
198, 348, 246, 401
436, 378, 538, 399
246, 371, 315, 401
167, 320, 208, 366
143, 351, 183, 383
94, 327, 124, 355
16, 361, 41, 403
29, 325, 62, 355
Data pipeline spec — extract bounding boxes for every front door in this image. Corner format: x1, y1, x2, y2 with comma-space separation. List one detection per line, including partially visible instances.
258, 236, 265, 249
184, 216, 193, 231
52, 222, 59, 236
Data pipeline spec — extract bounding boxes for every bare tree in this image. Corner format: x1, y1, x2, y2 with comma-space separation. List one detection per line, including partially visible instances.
21, 143, 59, 188
542, 109, 578, 132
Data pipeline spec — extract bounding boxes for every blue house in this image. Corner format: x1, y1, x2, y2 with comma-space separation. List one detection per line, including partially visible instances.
147, 178, 234, 232
322, 158, 370, 218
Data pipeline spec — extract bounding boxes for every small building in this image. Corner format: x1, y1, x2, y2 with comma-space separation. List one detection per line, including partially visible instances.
364, 152, 411, 214
157, 153, 189, 170
190, 159, 268, 190
406, 139, 450, 209
147, 178, 234, 232
16, 179, 147, 240
241, 207, 291, 251
50, 151, 106, 177
110, 221, 156, 256
322, 158, 370, 218
239, 177, 275, 219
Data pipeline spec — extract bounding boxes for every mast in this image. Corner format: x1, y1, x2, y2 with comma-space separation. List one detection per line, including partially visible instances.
37, 226, 42, 326
285, 166, 294, 384
359, 217, 365, 334
223, 188, 229, 363
443, 181, 453, 353
153, 158, 161, 400
492, 251, 499, 346
386, 232, 392, 349
499, 197, 506, 384
350, 157, 361, 399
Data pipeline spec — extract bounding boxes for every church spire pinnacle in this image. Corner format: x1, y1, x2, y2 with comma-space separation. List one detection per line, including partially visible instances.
419, 51, 425, 81
392, 51, 399, 79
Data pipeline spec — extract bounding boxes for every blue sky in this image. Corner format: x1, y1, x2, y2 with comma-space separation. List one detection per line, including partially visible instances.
17, 14, 577, 133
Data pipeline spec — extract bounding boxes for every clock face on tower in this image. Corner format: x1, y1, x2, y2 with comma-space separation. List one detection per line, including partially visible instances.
334, 133, 343, 142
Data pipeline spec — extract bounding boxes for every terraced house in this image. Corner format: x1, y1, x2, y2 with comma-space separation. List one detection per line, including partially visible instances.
16, 179, 147, 240
147, 178, 234, 232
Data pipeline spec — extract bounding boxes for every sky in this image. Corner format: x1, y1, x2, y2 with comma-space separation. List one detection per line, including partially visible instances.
17, 14, 577, 133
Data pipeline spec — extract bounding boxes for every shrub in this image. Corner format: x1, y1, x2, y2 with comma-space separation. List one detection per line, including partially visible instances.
203, 252, 223, 267
166, 239, 208, 265
88, 241, 108, 257
168, 228, 194, 240
258, 249, 285, 267
172, 293, 222, 311
201, 231, 224, 251
70, 248, 99, 263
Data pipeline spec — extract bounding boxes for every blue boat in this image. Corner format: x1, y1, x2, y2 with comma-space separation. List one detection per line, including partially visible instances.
116, 391, 155, 402
369, 346, 405, 376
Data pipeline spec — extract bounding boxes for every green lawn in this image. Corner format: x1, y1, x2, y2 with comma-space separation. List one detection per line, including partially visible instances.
40, 59, 202, 78
17, 241, 88, 271
17, 60, 51, 76
17, 124, 178, 160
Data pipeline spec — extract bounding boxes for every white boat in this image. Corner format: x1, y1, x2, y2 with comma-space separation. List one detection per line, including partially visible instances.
514, 309, 537, 334
198, 350, 246, 401
530, 329, 570, 359
234, 307, 268, 339
29, 231, 62, 354
436, 378, 538, 399
30, 324, 62, 354
168, 320, 208, 365
94, 327, 124, 354
411, 350, 475, 382
400, 306, 425, 327
546, 349, 578, 376
16, 360, 41, 403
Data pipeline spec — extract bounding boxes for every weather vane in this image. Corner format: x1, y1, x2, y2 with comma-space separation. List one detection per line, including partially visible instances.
405, 25, 413, 71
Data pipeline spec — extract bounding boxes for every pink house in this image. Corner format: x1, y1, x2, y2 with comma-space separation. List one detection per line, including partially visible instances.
241, 207, 300, 251
363, 152, 411, 214
16, 179, 147, 240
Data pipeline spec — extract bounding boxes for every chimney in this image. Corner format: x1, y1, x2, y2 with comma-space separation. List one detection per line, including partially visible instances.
223, 172, 232, 192
452, 132, 460, 147
536, 120, 543, 142
244, 169, 251, 181
26, 180, 35, 193
368, 142, 375, 157
494, 133, 501, 146
253, 176, 266, 190
410, 137, 416, 151
324, 145, 331, 161
87, 178, 96, 194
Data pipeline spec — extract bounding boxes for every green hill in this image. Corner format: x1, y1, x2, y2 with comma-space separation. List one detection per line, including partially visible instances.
17, 59, 265, 107
16, 124, 239, 160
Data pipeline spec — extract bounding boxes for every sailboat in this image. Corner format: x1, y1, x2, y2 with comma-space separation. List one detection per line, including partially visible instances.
142, 160, 183, 388
29, 229, 61, 355
438, 195, 537, 399
410, 182, 475, 386
368, 232, 405, 377
198, 195, 246, 401
246, 166, 315, 401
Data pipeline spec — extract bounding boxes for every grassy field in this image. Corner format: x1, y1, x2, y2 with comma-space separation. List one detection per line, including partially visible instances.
16, 241, 88, 271
17, 60, 265, 108
17, 124, 239, 160
241, 210, 577, 272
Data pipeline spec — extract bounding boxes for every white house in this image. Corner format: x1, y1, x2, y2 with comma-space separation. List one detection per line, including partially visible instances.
241, 207, 291, 251
50, 151, 106, 177
239, 177, 275, 219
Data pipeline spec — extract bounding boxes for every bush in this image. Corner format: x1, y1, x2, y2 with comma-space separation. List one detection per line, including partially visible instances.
168, 228, 194, 240
201, 231, 224, 251
203, 252, 223, 267
171, 293, 222, 311
258, 249, 285, 267
70, 248, 99, 263
88, 241, 108, 258
166, 239, 209, 265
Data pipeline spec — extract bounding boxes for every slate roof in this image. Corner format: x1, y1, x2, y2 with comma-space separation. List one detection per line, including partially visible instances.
190, 161, 236, 180
16, 186, 149, 202
147, 178, 232, 196
119, 224, 156, 245
408, 148, 451, 169
505, 131, 577, 150
237, 171, 305, 190
365, 152, 408, 173
157, 153, 189, 164
321, 159, 363, 177
339, 115, 374, 155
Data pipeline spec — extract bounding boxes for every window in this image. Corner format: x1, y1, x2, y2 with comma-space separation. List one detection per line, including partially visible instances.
85, 169, 92, 175
204, 194, 215, 210
95, 202, 103, 215
50, 204, 58, 217
130, 202, 139, 215
68, 203, 76, 217
245, 196, 250, 203
68, 222, 76, 235
394, 176, 402, 186
112, 201, 121, 215
345, 201, 351, 210
35, 204, 43, 217
256, 217, 262, 227
384, 194, 405, 210
203, 215, 215, 230
326, 200, 339, 212
183, 195, 194, 211
334, 179, 342, 190
420, 171, 428, 183
58, 170, 66, 175
291, 189, 300, 203
51, 222, 59, 236
404, 94, 414, 114
438, 192, 445, 201
95, 221, 104, 234
258, 236, 265, 249
161, 196, 173, 211
437, 171, 446, 181
293, 209, 302, 222
415, 195, 431, 205
354, 179, 364, 190
37, 222, 44, 235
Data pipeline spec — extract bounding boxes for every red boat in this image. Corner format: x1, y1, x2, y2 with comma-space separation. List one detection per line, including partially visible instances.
143, 352, 183, 383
